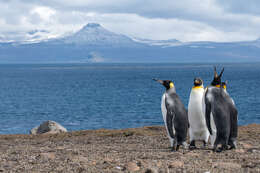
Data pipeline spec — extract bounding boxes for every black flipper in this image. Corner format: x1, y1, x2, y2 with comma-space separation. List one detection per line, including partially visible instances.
204, 91, 213, 135
165, 96, 175, 139
166, 109, 175, 139
230, 108, 238, 139
229, 107, 238, 148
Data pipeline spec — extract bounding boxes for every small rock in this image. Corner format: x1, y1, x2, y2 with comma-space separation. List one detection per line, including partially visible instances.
156, 161, 162, 167
212, 162, 241, 169
30, 120, 67, 134
116, 166, 125, 170
40, 152, 55, 160
116, 166, 122, 170
56, 146, 66, 150
127, 162, 140, 171
235, 149, 245, 153
186, 152, 199, 157
168, 161, 184, 168
241, 142, 253, 149
247, 148, 260, 153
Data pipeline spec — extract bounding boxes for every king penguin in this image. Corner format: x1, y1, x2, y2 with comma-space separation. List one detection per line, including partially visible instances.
204, 67, 238, 152
188, 78, 210, 149
153, 79, 189, 151
221, 80, 237, 148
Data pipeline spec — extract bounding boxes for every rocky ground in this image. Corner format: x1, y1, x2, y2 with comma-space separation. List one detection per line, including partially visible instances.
0, 124, 259, 172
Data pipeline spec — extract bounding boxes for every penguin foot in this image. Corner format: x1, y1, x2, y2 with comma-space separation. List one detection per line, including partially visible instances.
229, 145, 236, 150
213, 145, 222, 152
228, 144, 237, 150
176, 145, 180, 151
214, 145, 228, 152
189, 140, 196, 150
203, 141, 207, 148
171, 147, 177, 152
216, 148, 223, 153
189, 145, 197, 150
221, 144, 228, 151
228, 141, 237, 150
213, 147, 223, 153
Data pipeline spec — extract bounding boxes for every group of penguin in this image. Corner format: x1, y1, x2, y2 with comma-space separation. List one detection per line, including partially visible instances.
153, 67, 238, 152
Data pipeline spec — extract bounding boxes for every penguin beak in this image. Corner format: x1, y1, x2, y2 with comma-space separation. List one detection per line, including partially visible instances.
152, 78, 164, 85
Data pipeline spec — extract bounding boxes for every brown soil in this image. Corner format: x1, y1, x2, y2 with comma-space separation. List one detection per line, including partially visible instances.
0, 124, 259, 172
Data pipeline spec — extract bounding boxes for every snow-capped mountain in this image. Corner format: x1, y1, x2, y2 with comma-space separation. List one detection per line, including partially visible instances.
0, 23, 260, 63
58, 23, 138, 47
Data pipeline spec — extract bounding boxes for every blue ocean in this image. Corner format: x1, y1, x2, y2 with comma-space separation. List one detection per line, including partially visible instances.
0, 63, 259, 134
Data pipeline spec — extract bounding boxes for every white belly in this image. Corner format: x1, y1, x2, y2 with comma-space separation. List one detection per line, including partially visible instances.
161, 93, 175, 147
188, 88, 209, 141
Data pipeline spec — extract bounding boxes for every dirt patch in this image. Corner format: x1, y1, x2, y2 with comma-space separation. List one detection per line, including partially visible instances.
0, 124, 259, 172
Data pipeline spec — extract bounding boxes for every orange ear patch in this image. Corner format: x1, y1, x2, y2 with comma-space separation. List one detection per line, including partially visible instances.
170, 82, 174, 88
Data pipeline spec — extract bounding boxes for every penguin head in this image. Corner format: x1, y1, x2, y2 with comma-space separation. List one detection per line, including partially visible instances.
153, 79, 175, 90
211, 67, 224, 87
193, 77, 203, 87
221, 80, 227, 90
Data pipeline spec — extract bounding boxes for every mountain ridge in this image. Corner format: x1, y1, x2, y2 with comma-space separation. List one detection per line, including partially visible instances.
0, 23, 259, 63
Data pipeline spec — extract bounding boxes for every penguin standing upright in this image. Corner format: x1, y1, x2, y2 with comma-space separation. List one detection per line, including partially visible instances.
188, 78, 209, 149
204, 67, 238, 152
220, 81, 237, 148
153, 79, 189, 151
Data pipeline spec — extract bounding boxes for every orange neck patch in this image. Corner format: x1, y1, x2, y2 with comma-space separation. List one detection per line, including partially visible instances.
192, 86, 203, 89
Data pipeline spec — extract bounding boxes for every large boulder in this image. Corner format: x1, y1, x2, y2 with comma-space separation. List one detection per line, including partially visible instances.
30, 120, 67, 134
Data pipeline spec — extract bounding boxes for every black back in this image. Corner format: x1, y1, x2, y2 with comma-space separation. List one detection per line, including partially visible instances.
205, 86, 238, 145
165, 92, 189, 144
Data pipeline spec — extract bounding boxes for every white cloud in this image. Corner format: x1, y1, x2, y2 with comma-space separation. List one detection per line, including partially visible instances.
30, 6, 56, 21
0, 0, 260, 42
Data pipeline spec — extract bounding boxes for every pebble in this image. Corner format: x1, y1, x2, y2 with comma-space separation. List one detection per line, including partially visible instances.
241, 142, 253, 149
212, 162, 241, 169
168, 161, 184, 168
127, 162, 140, 171
39, 152, 55, 160
235, 149, 245, 153
247, 148, 260, 153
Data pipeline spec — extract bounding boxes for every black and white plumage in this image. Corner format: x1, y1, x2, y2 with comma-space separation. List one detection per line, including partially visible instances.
188, 78, 209, 149
204, 68, 238, 152
154, 79, 189, 151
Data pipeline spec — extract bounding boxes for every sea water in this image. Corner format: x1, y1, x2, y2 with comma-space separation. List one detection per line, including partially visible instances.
0, 63, 259, 134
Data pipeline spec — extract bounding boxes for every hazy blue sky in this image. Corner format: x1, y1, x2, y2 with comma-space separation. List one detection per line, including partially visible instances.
1, 0, 260, 42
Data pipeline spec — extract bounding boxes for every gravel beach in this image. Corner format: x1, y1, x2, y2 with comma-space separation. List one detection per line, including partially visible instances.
0, 124, 259, 172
